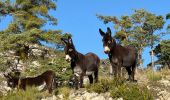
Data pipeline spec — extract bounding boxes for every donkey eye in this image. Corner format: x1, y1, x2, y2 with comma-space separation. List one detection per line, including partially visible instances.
69, 48, 73, 52
108, 40, 111, 44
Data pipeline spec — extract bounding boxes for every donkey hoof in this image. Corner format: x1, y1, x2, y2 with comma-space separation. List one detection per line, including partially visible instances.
80, 85, 85, 88
133, 80, 137, 83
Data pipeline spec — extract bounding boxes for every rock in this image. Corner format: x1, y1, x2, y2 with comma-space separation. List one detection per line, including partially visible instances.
157, 90, 170, 100
166, 75, 170, 80
68, 90, 112, 100
83, 77, 89, 85
102, 92, 111, 97
117, 97, 123, 100
92, 95, 105, 100
82, 92, 91, 100
147, 85, 150, 90
108, 97, 113, 100
57, 94, 64, 100
72, 96, 83, 100
0, 81, 12, 96
159, 80, 170, 86
41, 95, 57, 100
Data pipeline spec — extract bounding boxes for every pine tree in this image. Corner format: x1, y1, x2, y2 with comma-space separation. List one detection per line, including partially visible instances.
0, 0, 63, 52
154, 40, 170, 69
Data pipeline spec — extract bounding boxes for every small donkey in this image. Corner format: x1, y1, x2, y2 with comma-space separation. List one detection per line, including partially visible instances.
4, 70, 56, 93
61, 36, 100, 88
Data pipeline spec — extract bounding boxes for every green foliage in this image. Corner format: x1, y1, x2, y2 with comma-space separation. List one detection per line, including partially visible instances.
154, 40, 170, 68
97, 9, 165, 67
146, 69, 162, 82
57, 87, 71, 100
0, 87, 44, 100
0, 0, 63, 52
0, 56, 8, 72
86, 78, 153, 100
110, 84, 153, 100
86, 78, 115, 93
166, 13, 170, 20
22, 50, 72, 81
97, 9, 165, 47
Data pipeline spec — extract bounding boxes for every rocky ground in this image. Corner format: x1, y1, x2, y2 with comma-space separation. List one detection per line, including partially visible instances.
42, 71, 170, 100
136, 69, 170, 100
1, 65, 170, 100
0, 44, 170, 100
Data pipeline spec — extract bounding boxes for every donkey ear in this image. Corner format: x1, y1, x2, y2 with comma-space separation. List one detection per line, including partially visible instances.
68, 36, 73, 44
107, 27, 112, 36
99, 28, 105, 36
3, 74, 8, 78
61, 38, 68, 44
4, 73, 11, 79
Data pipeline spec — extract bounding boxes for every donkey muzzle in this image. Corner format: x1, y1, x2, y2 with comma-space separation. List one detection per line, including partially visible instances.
104, 46, 110, 54
65, 55, 71, 62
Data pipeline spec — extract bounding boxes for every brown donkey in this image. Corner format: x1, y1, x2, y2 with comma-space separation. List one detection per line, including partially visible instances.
4, 70, 56, 93
61, 36, 100, 88
99, 27, 137, 82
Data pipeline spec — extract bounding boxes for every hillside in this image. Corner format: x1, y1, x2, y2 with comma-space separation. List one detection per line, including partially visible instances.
0, 45, 170, 100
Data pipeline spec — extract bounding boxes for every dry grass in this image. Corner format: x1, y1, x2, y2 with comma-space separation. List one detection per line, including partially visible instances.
56, 87, 72, 100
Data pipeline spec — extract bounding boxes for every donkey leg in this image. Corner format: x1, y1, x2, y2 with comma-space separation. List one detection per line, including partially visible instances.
117, 65, 121, 78
94, 70, 98, 83
131, 64, 137, 82
52, 77, 56, 90
46, 79, 53, 94
74, 77, 79, 90
108, 65, 113, 79
111, 63, 117, 79
49, 83, 53, 94
47, 84, 52, 94
79, 74, 84, 88
126, 67, 132, 81
88, 75, 93, 84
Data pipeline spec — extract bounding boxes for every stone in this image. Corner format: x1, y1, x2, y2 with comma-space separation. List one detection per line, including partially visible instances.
108, 97, 113, 100
117, 97, 123, 100
31, 61, 40, 67
57, 94, 64, 100
159, 80, 170, 86
92, 95, 105, 100
41, 95, 57, 100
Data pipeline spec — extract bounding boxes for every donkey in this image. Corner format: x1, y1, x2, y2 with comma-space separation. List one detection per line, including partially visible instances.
99, 27, 137, 82
61, 36, 100, 88
4, 70, 56, 93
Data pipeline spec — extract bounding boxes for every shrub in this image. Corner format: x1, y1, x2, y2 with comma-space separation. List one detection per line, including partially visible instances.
57, 87, 71, 100
147, 70, 162, 82
110, 84, 153, 100
86, 77, 126, 93
86, 78, 114, 93
86, 78, 153, 100
160, 67, 170, 79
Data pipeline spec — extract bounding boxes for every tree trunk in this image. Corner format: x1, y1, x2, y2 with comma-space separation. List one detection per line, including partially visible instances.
150, 49, 155, 70
137, 48, 143, 68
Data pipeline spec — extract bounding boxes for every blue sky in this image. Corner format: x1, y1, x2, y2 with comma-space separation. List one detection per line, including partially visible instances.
0, 0, 170, 67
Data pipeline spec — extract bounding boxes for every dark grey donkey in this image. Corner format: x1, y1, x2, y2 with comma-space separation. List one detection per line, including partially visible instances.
61, 36, 100, 88
99, 27, 137, 82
